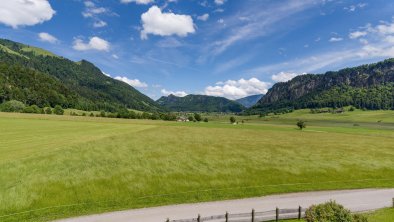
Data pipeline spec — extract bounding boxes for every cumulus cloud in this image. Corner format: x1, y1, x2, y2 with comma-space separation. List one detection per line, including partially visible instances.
0, 0, 55, 28
38, 32, 58, 43
140, 6, 195, 39
161, 89, 188, 97
204, 78, 270, 100
271, 72, 302, 82
93, 20, 107, 28
349, 31, 367, 39
197, 13, 209, 21
73, 36, 110, 51
120, 0, 154, 4
329, 37, 343, 42
115, 76, 148, 88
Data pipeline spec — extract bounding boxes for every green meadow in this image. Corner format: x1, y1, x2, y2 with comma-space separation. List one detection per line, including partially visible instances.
0, 109, 393, 221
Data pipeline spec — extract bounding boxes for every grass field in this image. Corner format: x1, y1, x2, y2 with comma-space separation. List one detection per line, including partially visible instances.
0, 109, 393, 221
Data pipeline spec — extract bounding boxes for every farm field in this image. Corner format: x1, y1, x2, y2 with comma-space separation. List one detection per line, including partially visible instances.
0, 110, 393, 221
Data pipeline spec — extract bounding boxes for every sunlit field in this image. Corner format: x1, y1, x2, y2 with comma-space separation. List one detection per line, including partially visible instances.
1, 110, 393, 221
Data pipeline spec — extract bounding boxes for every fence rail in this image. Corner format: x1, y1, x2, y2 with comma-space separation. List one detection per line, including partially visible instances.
166, 197, 394, 222
166, 206, 305, 222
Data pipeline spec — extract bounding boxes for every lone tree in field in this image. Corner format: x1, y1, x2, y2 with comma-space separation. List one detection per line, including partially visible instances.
297, 120, 306, 130
230, 116, 236, 124
203, 117, 208, 122
194, 113, 202, 122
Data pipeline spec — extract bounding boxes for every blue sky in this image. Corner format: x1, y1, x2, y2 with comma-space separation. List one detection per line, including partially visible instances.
1, 0, 394, 100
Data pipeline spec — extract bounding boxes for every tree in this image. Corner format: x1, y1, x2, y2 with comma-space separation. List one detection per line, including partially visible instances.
100, 110, 106, 117
53, 105, 64, 115
45, 107, 52, 114
194, 113, 202, 122
89, 112, 94, 117
203, 117, 208, 122
230, 116, 236, 124
188, 116, 194, 122
0, 100, 25, 112
297, 120, 306, 130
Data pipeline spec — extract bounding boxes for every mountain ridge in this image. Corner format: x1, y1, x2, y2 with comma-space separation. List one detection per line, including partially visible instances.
250, 58, 394, 113
0, 38, 160, 112
157, 94, 245, 112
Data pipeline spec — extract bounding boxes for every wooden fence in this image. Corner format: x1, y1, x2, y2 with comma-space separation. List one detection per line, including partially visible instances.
166, 206, 305, 222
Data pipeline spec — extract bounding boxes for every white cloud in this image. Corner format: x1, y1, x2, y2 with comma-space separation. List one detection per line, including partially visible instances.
121, 0, 154, 4
329, 37, 343, 42
197, 13, 209, 21
271, 72, 301, 82
82, 1, 108, 18
73, 36, 110, 51
214, 0, 226, 5
161, 89, 188, 97
112, 54, 119, 59
102, 71, 111, 77
0, 0, 55, 28
38, 32, 58, 43
115, 76, 148, 88
349, 31, 367, 39
344, 3, 367, 12
204, 78, 270, 100
247, 19, 394, 77
93, 20, 107, 28
140, 6, 195, 39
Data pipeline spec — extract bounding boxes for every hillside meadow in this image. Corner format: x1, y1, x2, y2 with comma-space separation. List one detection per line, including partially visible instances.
0, 110, 393, 221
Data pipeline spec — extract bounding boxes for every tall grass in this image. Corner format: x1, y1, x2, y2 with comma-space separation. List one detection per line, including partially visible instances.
0, 111, 393, 221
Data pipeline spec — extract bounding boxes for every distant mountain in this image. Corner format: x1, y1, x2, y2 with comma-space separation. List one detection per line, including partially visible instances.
0, 39, 160, 112
236, 94, 264, 108
249, 58, 394, 113
157, 94, 245, 112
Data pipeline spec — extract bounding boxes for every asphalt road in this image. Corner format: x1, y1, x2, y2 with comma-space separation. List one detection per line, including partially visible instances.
56, 188, 394, 222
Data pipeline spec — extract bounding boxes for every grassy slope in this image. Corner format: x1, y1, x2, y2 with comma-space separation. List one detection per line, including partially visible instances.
0, 110, 393, 221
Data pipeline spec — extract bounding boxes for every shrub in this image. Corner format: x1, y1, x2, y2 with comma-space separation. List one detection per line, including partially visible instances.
0, 100, 25, 112
203, 117, 208, 122
45, 107, 52, 114
53, 105, 64, 115
188, 116, 194, 121
230, 116, 236, 124
22, 105, 42, 114
349, 106, 355, 112
305, 201, 353, 222
352, 214, 368, 222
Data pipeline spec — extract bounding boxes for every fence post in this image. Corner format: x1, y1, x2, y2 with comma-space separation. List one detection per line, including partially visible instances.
276, 207, 279, 222
252, 209, 255, 222
298, 206, 302, 220
197, 214, 201, 222
225, 211, 229, 222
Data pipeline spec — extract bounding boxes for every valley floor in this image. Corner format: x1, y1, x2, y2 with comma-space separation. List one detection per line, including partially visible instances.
0, 109, 393, 221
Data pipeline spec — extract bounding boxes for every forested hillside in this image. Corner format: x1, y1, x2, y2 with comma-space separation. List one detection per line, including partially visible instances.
0, 39, 160, 112
250, 59, 394, 113
157, 94, 245, 112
